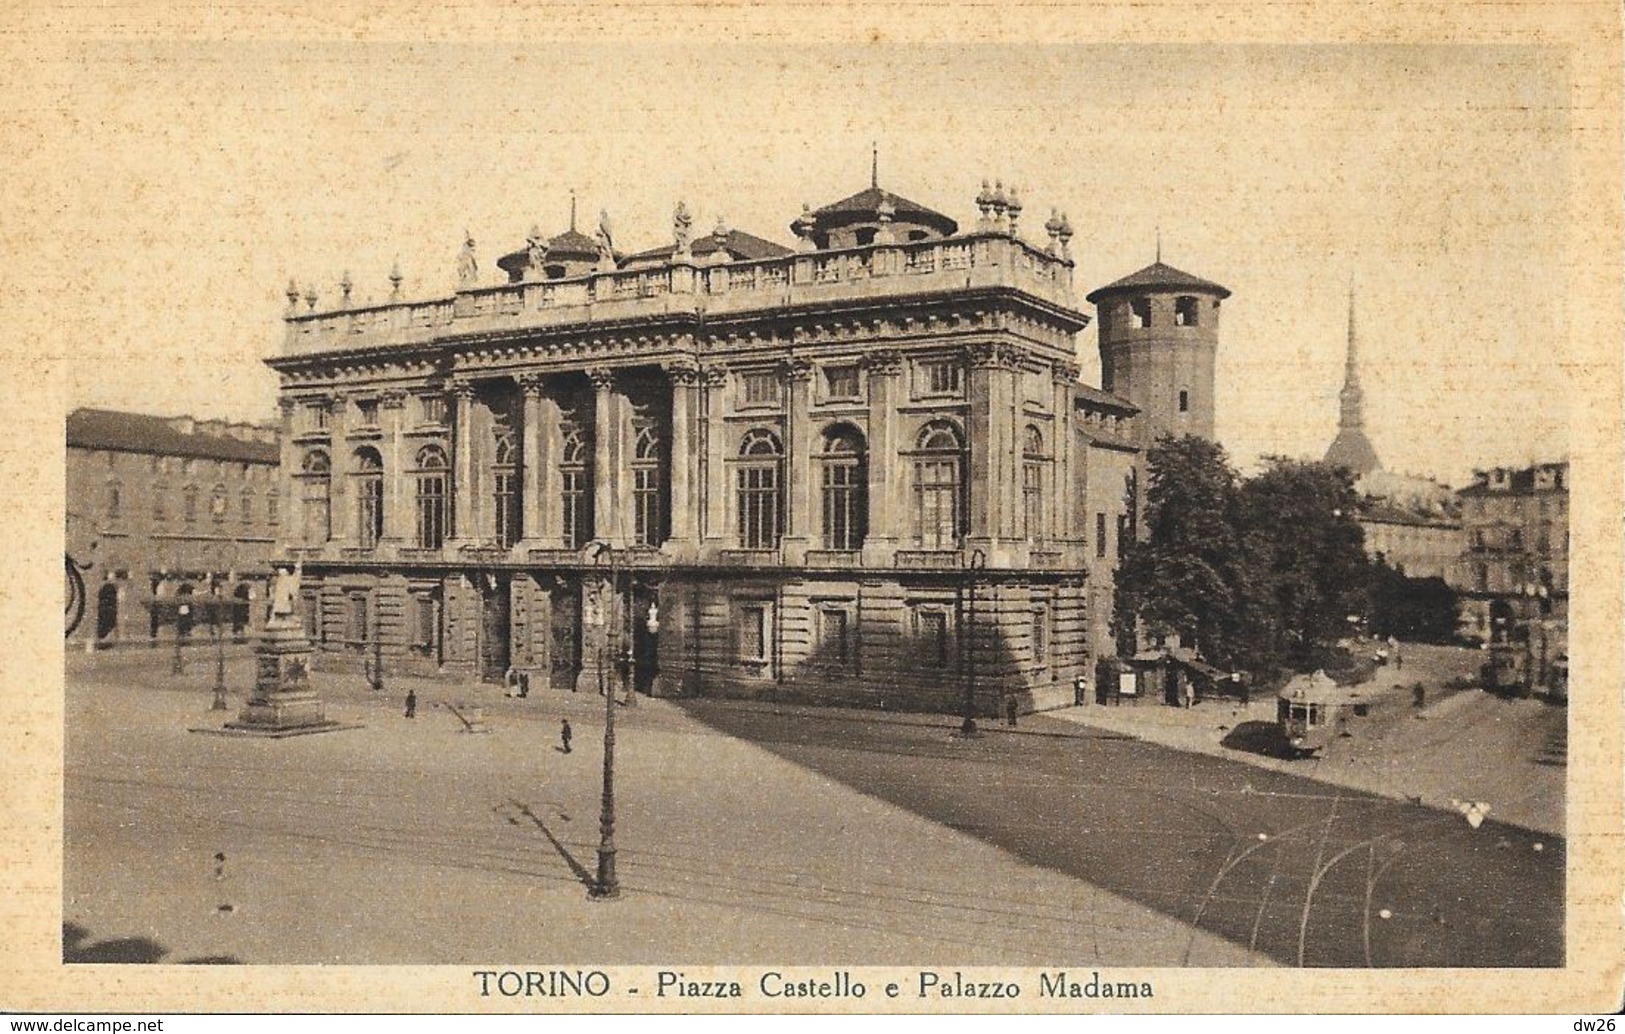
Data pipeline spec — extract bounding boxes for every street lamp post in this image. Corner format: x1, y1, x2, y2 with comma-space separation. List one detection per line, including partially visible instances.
211, 577, 229, 710
586, 540, 620, 901
172, 602, 189, 675
959, 549, 987, 737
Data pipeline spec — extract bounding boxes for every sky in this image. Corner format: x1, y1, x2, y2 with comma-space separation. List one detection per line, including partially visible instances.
19, 40, 1572, 485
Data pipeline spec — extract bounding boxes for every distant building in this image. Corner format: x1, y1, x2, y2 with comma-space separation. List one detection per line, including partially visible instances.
1323, 285, 1382, 478
66, 409, 281, 648
1456, 461, 1569, 649
1356, 498, 1461, 582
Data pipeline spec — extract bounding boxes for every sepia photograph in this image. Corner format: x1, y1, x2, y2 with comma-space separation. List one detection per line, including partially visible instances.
8, 0, 1624, 1016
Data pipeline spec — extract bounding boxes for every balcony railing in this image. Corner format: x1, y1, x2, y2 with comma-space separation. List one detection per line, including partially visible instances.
282, 232, 1078, 357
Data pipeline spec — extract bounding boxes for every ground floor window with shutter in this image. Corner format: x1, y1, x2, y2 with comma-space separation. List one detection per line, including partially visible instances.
734, 600, 771, 676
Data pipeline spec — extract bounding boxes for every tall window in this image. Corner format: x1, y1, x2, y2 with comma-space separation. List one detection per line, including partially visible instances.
919, 359, 962, 396
632, 423, 663, 548
736, 602, 769, 668
823, 365, 860, 400
153, 484, 168, 521
239, 488, 254, 525
1021, 425, 1046, 542
913, 420, 965, 549
560, 427, 591, 549
267, 490, 280, 526
354, 448, 384, 548
492, 431, 519, 548
182, 484, 199, 523
820, 426, 867, 551
210, 484, 228, 523
1175, 296, 1200, 326
736, 429, 783, 550
413, 445, 448, 549
1031, 607, 1049, 666
419, 395, 447, 426
106, 482, 121, 520
301, 450, 331, 543
1130, 297, 1152, 328
741, 371, 778, 407
818, 607, 852, 666
1096, 512, 1109, 558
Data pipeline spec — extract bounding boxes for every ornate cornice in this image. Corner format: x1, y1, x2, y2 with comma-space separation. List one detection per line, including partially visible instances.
664, 358, 701, 386
379, 389, 408, 409
1052, 359, 1081, 385
699, 364, 728, 388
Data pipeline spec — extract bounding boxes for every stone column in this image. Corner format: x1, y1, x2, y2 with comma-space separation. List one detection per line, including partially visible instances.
664, 359, 700, 555
451, 381, 477, 543
517, 374, 554, 547
325, 394, 351, 544
587, 367, 618, 546
861, 350, 903, 564
380, 390, 408, 550
781, 357, 814, 561
699, 365, 728, 548
965, 343, 1006, 548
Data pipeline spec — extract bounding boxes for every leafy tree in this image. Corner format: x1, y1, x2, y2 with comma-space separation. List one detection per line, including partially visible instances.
1237, 457, 1370, 668
1116, 436, 1254, 669
1367, 563, 1461, 643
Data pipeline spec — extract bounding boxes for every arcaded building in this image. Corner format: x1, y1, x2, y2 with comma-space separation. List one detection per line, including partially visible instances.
269, 178, 1145, 714
66, 409, 281, 648
1456, 461, 1569, 645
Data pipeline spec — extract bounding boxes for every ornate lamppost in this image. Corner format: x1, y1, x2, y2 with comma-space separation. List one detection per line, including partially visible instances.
210, 574, 229, 710
586, 540, 621, 901
958, 549, 987, 737
172, 600, 190, 675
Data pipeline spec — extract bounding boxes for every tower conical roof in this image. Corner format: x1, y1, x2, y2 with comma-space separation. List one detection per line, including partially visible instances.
1086, 261, 1231, 304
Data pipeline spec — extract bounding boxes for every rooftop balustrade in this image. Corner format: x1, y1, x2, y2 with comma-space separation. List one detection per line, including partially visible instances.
280, 233, 1078, 358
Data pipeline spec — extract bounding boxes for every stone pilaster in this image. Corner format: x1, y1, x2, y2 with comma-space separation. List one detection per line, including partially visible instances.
517, 374, 555, 547
379, 390, 408, 550
699, 365, 728, 549
1052, 360, 1080, 544
587, 367, 618, 546
665, 360, 700, 556
326, 394, 351, 544
450, 381, 477, 543
277, 397, 303, 548
781, 356, 814, 561
861, 350, 903, 564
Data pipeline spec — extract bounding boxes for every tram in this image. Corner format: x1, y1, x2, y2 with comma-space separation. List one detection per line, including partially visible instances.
1276, 670, 1369, 758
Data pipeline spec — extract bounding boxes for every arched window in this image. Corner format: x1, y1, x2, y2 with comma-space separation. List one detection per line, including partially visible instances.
413, 445, 448, 549
736, 429, 783, 550
1022, 425, 1047, 542
239, 487, 254, 525
492, 431, 519, 548
210, 484, 228, 523
182, 484, 199, 523
560, 426, 592, 550
820, 425, 867, 551
632, 422, 663, 548
152, 483, 168, 522
913, 420, 965, 549
354, 448, 384, 549
301, 450, 331, 543
267, 489, 280, 526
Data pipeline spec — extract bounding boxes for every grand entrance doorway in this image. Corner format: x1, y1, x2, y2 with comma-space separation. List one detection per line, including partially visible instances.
478, 575, 510, 682
549, 582, 581, 690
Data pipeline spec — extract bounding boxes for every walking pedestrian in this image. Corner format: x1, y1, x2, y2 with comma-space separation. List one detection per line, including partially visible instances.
560, 718, 573, 754
404, 688, 417, 719
1412, 683, 1426, 709
1004, 696, 1018, 727
1389, 636, 1403, 670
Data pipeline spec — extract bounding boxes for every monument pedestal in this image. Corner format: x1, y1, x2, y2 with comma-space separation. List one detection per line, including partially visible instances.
199, 619, 358, 738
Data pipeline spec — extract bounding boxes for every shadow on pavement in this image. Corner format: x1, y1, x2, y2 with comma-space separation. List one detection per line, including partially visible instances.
503, 800, 595, 890
672, 698, 1564, 969
63, 921, 242, 965
1220, 720, 1294, 759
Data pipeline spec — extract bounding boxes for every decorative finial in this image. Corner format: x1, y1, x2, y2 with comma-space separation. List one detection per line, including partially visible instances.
991, 179, 1008, 231
340, 269, 353, 307
714, 215, 729, 241
793, 203, 816, 251
871, 141, 879, 189
569, 191, 577, 232
285, 279, 300, 311
1006, 185, 1022, 237
389, 259, 403, 299
1155, 224, 1162, 264
525, 225, 546, 282
303, 285, 318, 312
1044, 208, 1064, 256
976, 179, 994, 230
1057, 212, 1074, 260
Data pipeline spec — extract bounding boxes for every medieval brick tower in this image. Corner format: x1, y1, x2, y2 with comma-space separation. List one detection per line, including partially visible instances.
1087, 259, 1230, 445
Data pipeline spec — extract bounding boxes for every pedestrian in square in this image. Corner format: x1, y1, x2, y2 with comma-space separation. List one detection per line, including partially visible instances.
1004, 696, 1018, 727
404, 688, 417, 719
560, 718, 573, 754
1389, 636, 1403, 670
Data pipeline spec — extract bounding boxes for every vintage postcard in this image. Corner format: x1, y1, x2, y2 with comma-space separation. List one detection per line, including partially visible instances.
3, 0, 1622, 1016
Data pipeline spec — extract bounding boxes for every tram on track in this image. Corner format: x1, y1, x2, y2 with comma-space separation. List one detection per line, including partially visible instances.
1277, 670, 1371, 758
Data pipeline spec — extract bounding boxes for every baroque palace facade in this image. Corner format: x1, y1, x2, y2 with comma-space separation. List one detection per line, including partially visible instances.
270, 179, 1145, 714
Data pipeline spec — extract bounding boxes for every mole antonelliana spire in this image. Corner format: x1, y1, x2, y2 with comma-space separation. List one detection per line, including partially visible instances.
1323, 277, 1383, 476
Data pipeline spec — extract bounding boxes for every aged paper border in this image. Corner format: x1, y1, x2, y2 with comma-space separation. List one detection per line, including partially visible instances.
3, 0, 1621, 1014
